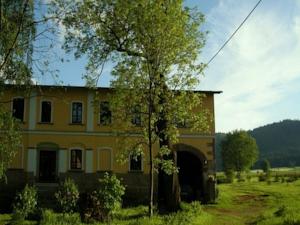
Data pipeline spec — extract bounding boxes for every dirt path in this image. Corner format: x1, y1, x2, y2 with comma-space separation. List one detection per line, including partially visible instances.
204, 193, 269, 225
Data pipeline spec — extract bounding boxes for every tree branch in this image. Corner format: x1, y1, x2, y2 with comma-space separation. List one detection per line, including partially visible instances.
0, 0, 29, 72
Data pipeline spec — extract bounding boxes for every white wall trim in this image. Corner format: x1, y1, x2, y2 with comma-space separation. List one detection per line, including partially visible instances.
19, 130, 215, 139
87, 92, 94, 131
85, 149, 93, 173
27, 148, 37, 176
58, 149, 67, 173
28, 91, 37, 130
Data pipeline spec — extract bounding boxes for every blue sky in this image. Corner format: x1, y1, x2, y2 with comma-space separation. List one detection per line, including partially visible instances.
36, 0, 300, 132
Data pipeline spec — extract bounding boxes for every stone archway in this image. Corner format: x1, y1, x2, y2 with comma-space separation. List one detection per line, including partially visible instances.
174, 144, 208, 202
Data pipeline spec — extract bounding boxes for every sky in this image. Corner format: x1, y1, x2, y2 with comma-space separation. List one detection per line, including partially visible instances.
35, 0, 300, 133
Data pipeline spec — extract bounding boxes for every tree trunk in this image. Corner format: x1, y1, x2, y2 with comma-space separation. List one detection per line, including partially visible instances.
156, 75, 180, 212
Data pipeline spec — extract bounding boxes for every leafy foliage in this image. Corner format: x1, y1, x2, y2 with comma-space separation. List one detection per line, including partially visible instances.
221, 130, 259, 176
224, 169, 235, 183
12, 185, 37, 221
83, 172, 125, 222
0, 108, 21, 181
0, 0, 35, 85
55, 178, 80, 213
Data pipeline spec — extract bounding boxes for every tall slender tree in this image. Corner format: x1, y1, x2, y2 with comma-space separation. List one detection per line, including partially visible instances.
52, 0, 209, 215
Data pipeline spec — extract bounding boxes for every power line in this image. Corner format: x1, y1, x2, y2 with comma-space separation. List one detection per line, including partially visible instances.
206, 0, 263, 66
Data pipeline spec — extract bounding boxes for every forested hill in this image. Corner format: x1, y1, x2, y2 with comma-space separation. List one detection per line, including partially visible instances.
215, 120, 300, 171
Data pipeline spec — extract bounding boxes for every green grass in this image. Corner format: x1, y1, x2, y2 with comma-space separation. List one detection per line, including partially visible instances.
1, 179, 300, 225
207, 180, 300, 225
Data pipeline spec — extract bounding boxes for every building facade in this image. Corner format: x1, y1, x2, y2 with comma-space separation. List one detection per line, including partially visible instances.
1, 85, 221, 206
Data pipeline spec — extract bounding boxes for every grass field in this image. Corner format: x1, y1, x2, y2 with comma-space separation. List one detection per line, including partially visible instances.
1, 179, 300, 225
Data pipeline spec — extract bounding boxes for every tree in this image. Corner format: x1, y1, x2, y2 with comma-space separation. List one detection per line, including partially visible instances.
221, 130, 259, 179
0, 109, 21, 181
261, 159, 271, 174
0, 0, 35, 85
51, 0, 208, 216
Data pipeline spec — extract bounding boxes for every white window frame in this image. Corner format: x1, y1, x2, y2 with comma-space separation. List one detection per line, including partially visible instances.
40, 99, 53, 123
97, 147, 113, 171
70, 101, 84, 124
11, 97, 26, 122
69, 147, 85, 171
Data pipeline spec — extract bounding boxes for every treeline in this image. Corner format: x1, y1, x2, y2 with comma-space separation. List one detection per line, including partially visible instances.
215, 119, 300, 170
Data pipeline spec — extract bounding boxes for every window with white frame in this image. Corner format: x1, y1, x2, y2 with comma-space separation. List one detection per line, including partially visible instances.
70, 149, 83, 170
129, 154, 142, 171
12, 97, 25, 122
41, 101, 52, 123
72, 102, 83, 124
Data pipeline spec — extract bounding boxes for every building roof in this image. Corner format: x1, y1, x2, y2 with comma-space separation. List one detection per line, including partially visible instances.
5, 84, 222, 94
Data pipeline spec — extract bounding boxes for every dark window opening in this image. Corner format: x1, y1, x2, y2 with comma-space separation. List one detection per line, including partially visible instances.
72, 102, 83, 124
100, 101, 111, 125
12, 98, 24, 121
130, 155, 142, 171
131, 105, 141, 126
71, 149, 82, 170
41, 101, 52, 123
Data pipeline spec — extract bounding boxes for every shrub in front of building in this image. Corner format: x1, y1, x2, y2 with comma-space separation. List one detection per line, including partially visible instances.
83, 172, 125, 222
55, 178, 80, 213
12, 184, 38, 222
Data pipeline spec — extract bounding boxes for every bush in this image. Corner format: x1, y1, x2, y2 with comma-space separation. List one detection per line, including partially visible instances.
12, 184, 37, 221
164, 202, 202, 225
55, 178, 80, 213
224, 169, 235, 183
40, 209, 82, 225
84, 172, 125, 222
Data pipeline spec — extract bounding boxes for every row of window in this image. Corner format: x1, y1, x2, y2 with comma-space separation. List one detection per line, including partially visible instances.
12, 97, 141, 126
70, 149, 142, 171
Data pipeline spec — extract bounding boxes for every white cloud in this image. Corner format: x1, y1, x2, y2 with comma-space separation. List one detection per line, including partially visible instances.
201, 0, 300, 132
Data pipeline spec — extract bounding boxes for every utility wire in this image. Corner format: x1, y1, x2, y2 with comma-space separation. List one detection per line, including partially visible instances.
206, 0, 263, 66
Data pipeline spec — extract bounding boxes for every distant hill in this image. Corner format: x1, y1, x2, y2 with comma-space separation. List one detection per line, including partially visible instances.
215, 120, 300, 171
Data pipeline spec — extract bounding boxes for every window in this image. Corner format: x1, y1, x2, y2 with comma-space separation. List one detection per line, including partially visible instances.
72, 102, 83, 124
12, 98, 24, 121
41, 101, 52, 123
130, 154, 142, 171
131, 105, 141, 126
100, 101, 111, 125
70, 149, 82, 170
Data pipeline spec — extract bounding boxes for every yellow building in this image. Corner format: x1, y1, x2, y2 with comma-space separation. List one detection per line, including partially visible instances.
1, 85, 221, 205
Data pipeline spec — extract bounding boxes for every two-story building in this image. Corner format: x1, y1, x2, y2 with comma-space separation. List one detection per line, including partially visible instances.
0, 85, 221, 207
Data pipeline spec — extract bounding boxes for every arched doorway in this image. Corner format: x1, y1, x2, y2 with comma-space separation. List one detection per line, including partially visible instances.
175, 144, 207, 202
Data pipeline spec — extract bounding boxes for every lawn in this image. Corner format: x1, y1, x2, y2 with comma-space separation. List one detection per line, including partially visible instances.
1, 180, 300, 225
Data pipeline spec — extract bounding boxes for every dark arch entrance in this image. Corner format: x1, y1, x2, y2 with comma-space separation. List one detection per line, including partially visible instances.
174, 144, 207, 202
177, 151, 204, 202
